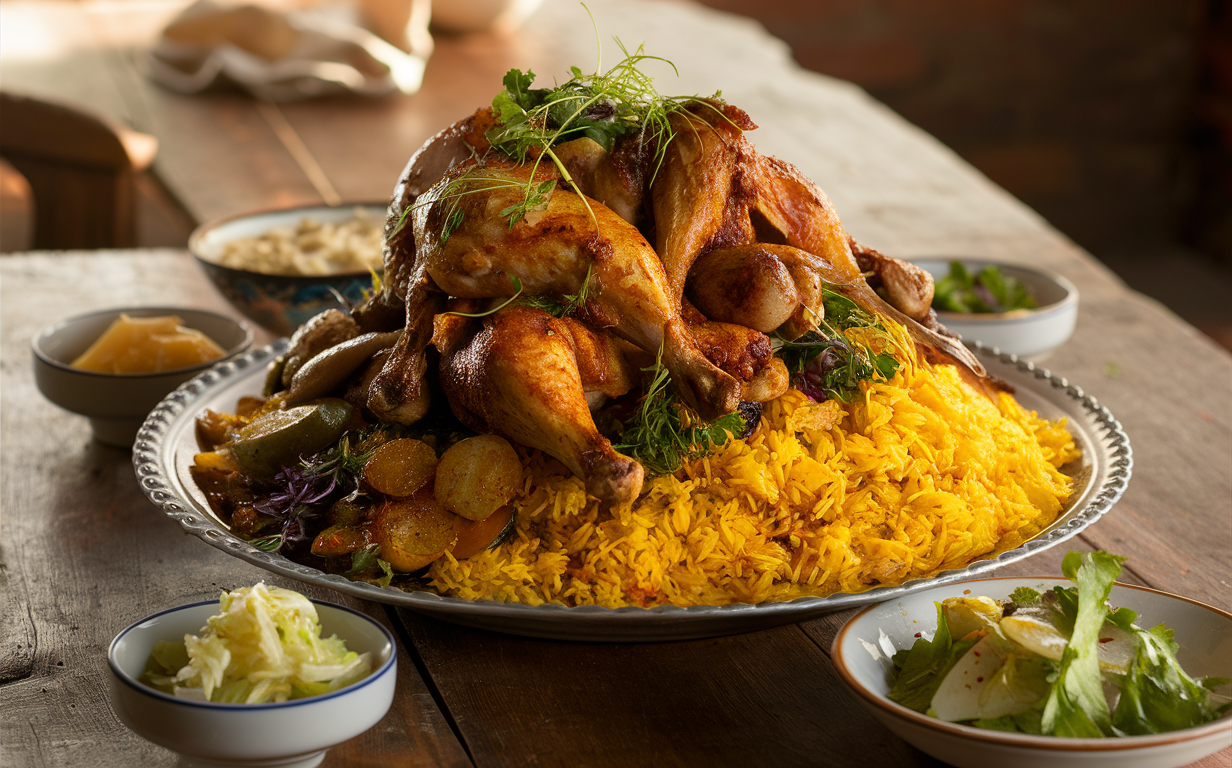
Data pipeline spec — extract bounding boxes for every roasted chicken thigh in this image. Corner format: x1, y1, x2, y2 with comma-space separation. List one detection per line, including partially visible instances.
274, 89, 1003, 511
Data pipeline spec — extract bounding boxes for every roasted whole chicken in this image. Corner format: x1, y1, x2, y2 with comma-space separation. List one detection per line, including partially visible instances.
273, 66, 997, 512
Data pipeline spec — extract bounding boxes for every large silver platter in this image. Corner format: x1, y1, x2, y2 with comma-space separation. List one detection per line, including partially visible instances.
134, 341, 1131, 642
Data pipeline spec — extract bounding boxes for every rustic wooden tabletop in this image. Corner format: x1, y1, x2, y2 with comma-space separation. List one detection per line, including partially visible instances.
2, 1, 1230, 766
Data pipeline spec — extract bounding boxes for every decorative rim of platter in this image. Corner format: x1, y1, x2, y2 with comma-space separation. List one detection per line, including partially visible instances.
133, 340, 1132, 642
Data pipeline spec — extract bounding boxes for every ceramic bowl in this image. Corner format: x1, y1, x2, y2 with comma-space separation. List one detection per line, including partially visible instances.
32, 306, 252, 447
832, 577, 1232, 768
913, 259, 1079, 358
189, 203, 386, 337
108, 599, 397, 768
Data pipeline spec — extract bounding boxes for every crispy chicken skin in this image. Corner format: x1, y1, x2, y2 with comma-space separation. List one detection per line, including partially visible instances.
413, 160, 741, 420
651, 102, 759, 304
686, 245, 802, 333
849, 238, 935, 322
290, 95, 1009, 509
433, 306, 645, 507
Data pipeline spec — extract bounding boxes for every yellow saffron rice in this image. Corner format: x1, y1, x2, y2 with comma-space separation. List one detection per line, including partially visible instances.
427, 321, 1081, 608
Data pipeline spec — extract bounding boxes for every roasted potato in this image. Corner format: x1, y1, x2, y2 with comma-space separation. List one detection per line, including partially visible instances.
434, 435, 522, 521
373, 489, 461, 571
363, 437, 437, 497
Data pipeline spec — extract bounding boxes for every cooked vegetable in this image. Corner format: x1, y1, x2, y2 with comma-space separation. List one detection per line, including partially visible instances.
888, 551, 1232, 736
932, 261, 1037, 314
373, 490, 461, 571
452, 505, 517, 559
433, 435, 523, 521
229, 399, 353, 478
310, 523, 374, 558
363, 437, 437, 498
139, 583, 372, 703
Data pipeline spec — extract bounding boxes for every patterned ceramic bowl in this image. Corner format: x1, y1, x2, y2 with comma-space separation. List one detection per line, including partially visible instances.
108, 599, 397, 768
189, 203, 387, 337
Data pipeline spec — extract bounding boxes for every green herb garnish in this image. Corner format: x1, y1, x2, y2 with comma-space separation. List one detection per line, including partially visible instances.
482, 34, 711, 232
518, 263, 597, 318
933, 261, 1037, 314
443, 276, 526, 318
347, 544, 396, 588
614, 346, 745, 476
771, 288, 900, 403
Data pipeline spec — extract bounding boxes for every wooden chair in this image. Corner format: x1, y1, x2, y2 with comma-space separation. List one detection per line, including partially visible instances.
0, 92, 157, 249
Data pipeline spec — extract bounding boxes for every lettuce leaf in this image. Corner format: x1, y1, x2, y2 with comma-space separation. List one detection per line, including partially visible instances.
888, 602, 979, 713
1039, 551, 1125, 737
1113, 622, 1232, 734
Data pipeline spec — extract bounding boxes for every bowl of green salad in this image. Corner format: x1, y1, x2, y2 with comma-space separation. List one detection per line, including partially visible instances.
832, 551, 1232, 768
914, 259, 1078, 358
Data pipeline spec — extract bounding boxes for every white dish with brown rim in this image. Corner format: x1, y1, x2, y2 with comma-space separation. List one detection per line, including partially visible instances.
831, 577, 1232, 768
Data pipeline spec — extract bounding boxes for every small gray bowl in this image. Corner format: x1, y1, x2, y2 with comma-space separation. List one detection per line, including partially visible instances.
32, 306, 252, 447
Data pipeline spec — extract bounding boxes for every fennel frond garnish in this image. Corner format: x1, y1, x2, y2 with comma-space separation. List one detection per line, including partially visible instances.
615, 346, 746, 476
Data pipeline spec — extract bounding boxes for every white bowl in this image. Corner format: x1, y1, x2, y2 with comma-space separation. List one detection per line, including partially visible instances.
913, 259, 1079, 358
32, 306, 253, 447
832, 577, 1232, 768
108, 599, 397, 768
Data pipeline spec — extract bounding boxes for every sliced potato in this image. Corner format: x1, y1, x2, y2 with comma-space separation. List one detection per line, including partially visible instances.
452, 505, 516, 559
434, 435, 522, 521
363, 438, 437, 497
374, 490, 461, 571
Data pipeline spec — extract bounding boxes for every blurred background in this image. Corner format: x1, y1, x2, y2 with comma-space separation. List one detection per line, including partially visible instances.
3, 0, 1229, 350
680, 0, 1232, 350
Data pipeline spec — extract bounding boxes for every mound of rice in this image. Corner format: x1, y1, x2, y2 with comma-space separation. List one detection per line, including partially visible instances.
427, 323, 1080, 608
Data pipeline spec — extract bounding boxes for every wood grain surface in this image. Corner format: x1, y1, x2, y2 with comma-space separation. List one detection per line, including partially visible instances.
0, 252, 468, 768
2, 1, 1230, 766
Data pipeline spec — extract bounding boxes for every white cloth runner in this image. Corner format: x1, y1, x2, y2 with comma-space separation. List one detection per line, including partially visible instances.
146, 0, 427, 102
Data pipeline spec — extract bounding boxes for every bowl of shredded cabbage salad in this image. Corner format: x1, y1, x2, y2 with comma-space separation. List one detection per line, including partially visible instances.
832, 551, 1232, 768
108, 583, 396, 768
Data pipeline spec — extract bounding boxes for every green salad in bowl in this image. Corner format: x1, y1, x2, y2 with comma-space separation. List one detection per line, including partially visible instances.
888, 552, 1230, 736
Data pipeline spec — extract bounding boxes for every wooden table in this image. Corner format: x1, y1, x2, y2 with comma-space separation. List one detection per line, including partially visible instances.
3, 1, 1231, 766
